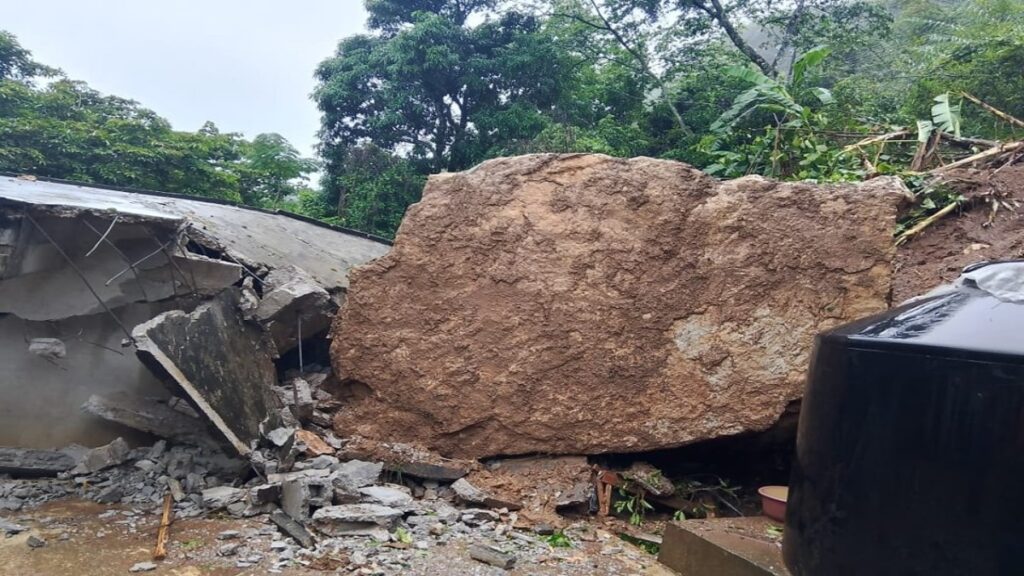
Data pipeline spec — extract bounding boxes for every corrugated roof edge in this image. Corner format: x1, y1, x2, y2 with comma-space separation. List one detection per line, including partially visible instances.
0, 172, 394, 246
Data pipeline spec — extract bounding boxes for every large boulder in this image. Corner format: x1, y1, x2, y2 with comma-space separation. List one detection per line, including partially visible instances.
331, 154, 907, 458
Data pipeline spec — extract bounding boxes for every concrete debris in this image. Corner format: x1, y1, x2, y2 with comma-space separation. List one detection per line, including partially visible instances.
469, 543, 516, 570
255, 265, 336, 354
0, 175, 387, 450
81, 393, 216, 448
133, 289, 280, 456
265, 428, 294, 448
332, 153, 905, 457
0, 448, 75, 477
330, 460, 383, 491
26, 534, 46, 548
287, 378, 316, 423
128, 561, 157, 573
201, 486, 245, 510
451, 478, 523, 511
0, 518, 28, 535
311, 504, 402, 536
73, 437, 130, 475
269, 510, 316, 549
281, 475, 332, 522
337, 437, 471, 481
27, 338, 66, 359
358, 484, 414, 508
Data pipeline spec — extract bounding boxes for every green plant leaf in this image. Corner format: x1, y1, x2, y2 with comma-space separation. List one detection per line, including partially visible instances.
931, 93, 962, 138
916, 119, 935, 143
792, 46, 832, 86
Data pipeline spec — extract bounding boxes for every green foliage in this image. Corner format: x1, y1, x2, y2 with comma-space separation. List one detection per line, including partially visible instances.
543, 531, 573, 548
0, 31, 316, 210
613, 485, 654, 526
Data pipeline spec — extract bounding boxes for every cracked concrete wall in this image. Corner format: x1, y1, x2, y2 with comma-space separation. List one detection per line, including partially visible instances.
0, 214, 234, 448
0, 301, 195, 448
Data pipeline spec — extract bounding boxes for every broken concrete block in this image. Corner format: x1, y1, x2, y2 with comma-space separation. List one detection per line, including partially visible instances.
265, 427, 294, 448
249, 483, 281, 506
288, 378, 315, 423
81, 393, 215, 447
331, 154, 905, 457
201, 486, 245, 510
133, 289, 280, 455
450, 478, 523, 511
128, 561, 158, 573
311, 504, 402, 536
329, 460, 383, 491
270, 510, 315, 549
358, 484, 414, 508
0, 448, 75, 477
73, 437, 130, 475
461, 509, 501, 526
469, 544, 516, 570
26, 535, 46, 548
256, 265, 335, 354
28, 338, 66, 359
281, 475, 333, 522
336, 437, 470, 481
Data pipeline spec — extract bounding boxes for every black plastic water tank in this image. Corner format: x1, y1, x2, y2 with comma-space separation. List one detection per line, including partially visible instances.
783, 261, 1024, 576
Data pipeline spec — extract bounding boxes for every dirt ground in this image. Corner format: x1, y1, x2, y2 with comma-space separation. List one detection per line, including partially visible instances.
894, 165, 1024, 302
1, 499, 675, 576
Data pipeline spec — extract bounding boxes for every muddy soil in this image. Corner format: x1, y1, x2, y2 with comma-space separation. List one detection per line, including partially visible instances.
1, 499, 673, 576
894, 165, 1024, 302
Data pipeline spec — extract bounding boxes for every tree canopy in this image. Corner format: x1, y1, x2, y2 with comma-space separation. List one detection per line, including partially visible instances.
3, 0, 1022, 238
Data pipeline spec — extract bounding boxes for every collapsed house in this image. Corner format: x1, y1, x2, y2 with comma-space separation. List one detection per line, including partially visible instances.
0, 175, 390, 451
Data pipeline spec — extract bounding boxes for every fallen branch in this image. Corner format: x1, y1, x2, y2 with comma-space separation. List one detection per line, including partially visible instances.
153, 492, 173, 560
962, 92, 1024, 131
842, 130, 912, 153
895, 199, 961, 246
928, 141, 1024, 174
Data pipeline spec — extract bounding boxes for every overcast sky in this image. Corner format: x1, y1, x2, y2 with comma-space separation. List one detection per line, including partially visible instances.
5, 0, 368, 157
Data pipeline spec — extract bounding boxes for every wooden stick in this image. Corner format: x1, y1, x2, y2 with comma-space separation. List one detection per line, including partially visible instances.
153, 492, 173, 560
962, 92, 1024, 130
895, 200, 961, 246
927, 141, 1024, 174
842, 130, 912, 153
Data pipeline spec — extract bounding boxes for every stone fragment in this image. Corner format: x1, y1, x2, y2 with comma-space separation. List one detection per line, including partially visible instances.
468, 544, 516, 570
311, 504, 401, 536
0, 448, 75, 477
217, 542, 241, 556
329, 460, 383, 490
288, 378, 315, 423
623, 462, 674, 498
0, 518, 27, 535
128, 561, 157, 573
294, 429, 333, 457
74, 437, 130, 475
451, 478, 522, 511
281, 475, 332, 522
166, 477, 186, 502
26, 535, 46, 548
265, 427, 294, 448
28, 338, 66, 359
133, 289, 280, 456
81, 393, 215, 447
95, 485, 124, 504
269, 511, 315, 549
201, 486, 245, 509
255, 266, 335, 354
461, 509, 500, 526
331, 154, 904, 456
217, 530, 241, 540
249, 483, 281, 505
358, 484, 414, 508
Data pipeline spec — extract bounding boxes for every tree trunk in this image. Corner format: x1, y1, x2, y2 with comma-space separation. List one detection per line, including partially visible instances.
703, 0, 775, 76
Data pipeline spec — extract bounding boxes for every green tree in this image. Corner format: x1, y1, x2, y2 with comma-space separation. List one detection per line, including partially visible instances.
238, 133, 319, 208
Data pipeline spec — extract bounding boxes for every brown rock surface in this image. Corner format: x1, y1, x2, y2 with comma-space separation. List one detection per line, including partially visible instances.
331, 154, 907, 458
